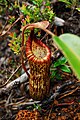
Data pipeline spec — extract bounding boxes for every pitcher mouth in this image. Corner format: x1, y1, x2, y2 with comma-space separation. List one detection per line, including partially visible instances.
26, 37, 51, 64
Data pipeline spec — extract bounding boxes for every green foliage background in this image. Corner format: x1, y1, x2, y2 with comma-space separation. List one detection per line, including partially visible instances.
0, 0, 55, 54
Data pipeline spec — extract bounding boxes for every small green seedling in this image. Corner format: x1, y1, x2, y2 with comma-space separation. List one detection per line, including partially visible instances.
50, 57, 71, 80
33, 104, 41, 111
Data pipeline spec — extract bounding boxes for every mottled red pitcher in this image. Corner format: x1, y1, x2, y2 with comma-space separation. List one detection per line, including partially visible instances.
22, 21, 51, 100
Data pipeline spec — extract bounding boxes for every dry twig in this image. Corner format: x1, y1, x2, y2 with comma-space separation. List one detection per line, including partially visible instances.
0, 71, 29, 96
0, 65, 21, 88
0, 15, 23, 37
59, 86, 79, 99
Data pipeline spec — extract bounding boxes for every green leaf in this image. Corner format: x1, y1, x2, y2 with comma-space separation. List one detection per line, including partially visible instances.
33, 104, 41, 110
54, 57, 67, 67
60, 65, 71, 73
53, 34, 80, 79
58, 0, 71, 5
50, 70, 57, 78
54, 61, 60, 67
76, 8, 80, 12
20, 4, 27, 15
32, 1, 37, 5
56, 73, 62, 80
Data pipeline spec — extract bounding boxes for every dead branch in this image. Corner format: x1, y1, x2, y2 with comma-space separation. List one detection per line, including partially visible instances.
59, 86, 79, 99
0, 65, 22, 88
0, 71, 29, 96
8, 100, 40, 110
6, 71, 29, 88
